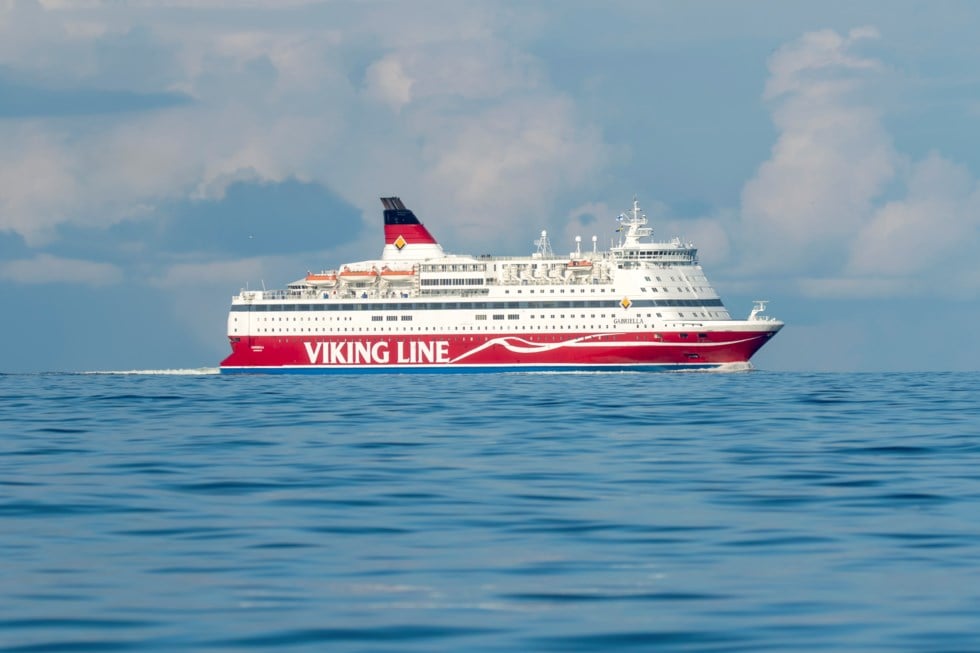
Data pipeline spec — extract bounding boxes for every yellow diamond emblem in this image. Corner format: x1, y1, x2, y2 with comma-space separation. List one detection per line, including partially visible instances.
394, 235, 407, 250
620, 297, 632, 309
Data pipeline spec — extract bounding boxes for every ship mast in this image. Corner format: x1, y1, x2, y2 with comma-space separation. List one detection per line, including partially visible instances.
534, 230, 554, 258
617, 196, 652, 247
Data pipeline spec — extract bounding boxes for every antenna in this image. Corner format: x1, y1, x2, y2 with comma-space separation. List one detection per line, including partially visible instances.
534, 230, 554, 258
592, 235, 597, 253
575, 235, 581, 256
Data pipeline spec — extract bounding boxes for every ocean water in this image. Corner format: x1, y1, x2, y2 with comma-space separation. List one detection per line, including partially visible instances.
1, 370, 979, 652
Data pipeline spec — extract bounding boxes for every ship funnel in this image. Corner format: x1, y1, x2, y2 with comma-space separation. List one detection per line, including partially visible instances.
380, 197, 444, 261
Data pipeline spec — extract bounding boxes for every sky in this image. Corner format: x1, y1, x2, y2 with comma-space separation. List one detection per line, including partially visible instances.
1, 0, 979, 372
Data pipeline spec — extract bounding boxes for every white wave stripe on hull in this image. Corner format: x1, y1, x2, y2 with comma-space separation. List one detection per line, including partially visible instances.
446, 333, 768, 364
449, 334, 610, 362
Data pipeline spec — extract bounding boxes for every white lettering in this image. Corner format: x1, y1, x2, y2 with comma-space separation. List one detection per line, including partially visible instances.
306, 339, 448, 365
397, 341, 411, 363
354, 341, 372, 364
328, 341, 347, 364
372, 341, 390, 364
436, 341, 449, 363
417, 341, 436, 363
304, 341, 322, 364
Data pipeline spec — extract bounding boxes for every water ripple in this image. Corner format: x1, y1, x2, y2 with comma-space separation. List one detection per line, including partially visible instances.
1, 371, 979, 651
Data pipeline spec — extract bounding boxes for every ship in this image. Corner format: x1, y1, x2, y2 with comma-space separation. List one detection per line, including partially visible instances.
219, 197, 782, 373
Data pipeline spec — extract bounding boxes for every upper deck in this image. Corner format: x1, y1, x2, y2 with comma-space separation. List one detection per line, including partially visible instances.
232, 197, 711, 305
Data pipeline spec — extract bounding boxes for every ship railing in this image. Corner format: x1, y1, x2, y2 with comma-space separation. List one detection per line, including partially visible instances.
255, 289, 308, 300
478, 253, 614, 262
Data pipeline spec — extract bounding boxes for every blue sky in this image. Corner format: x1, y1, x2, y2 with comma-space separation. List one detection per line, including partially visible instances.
1, 0, 978, 372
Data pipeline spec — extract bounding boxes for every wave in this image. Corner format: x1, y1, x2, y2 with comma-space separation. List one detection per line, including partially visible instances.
81, 367, 221, 376
698, 362, 755, 373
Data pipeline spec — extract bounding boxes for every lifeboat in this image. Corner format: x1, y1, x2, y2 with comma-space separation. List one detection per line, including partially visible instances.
380, 266, 416, 285
567, 259, 593, 272
339, 266, 379, 285
305, 271, 338, 287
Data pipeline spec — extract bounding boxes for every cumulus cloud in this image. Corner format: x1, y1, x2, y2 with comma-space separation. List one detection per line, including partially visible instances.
364, 56, 415, 112
738, 27, 980, 297
848, 153, 980, 285
662, 214, 733, 269
0, 0, 605, 260
417, 94, 605, 246
740, 27, 896, 271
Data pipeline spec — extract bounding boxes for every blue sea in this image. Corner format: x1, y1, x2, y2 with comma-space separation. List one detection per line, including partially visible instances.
1, 370, 979, 652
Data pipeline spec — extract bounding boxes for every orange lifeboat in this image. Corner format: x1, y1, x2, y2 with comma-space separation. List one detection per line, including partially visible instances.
339, 266, 379, 284
380, 266, 416, 284
567, 259, 593, 272
305, 271, 338, 287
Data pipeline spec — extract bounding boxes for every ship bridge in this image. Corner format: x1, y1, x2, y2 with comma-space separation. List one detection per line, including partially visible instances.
610, 198, 698, 265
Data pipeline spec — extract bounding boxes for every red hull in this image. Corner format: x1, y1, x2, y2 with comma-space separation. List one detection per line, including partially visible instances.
220, 329, 777, 372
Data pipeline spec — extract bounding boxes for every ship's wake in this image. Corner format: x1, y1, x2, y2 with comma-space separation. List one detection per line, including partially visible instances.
81, 368, 220, 376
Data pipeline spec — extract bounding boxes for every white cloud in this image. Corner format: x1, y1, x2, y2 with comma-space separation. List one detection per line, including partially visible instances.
740, 27, 897, 272
763, 27, 881, 102
848, 152, 980, 285
416, 95, 606, 248
0, 1, 605, 258
365, 40, 542, 110
0, 126, 79, 245
662, 214, 733, 269
737, 27, 980, 298
364, 56, 415, 111
0, 253, 122, 285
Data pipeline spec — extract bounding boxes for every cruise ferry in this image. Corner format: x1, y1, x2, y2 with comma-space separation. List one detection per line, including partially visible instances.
219, 197, 782, 373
